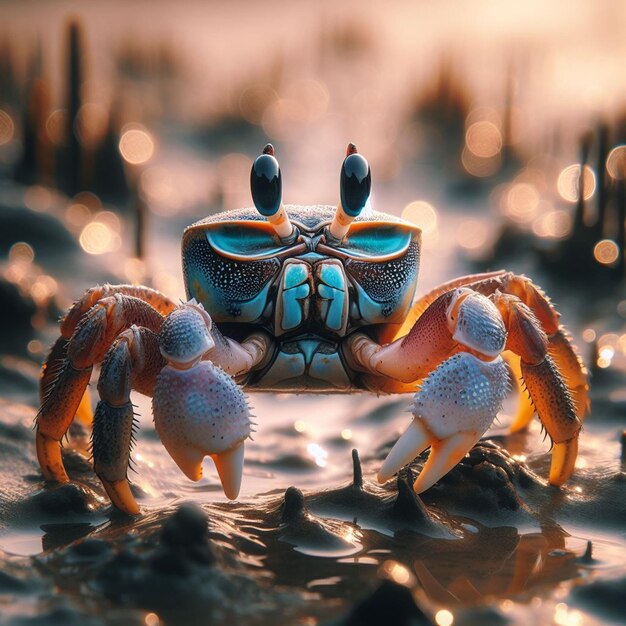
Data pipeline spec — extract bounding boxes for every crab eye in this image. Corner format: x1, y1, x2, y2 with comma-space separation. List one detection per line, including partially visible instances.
340, 152, 371, 217
250, 144, 294, 240
329, 144, 372, 241
250, 146, 282, 217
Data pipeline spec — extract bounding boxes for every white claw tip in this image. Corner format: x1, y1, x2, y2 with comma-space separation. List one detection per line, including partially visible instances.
377, 470, 391, 485
378, 419, 433, 485
213, 443, 245, 500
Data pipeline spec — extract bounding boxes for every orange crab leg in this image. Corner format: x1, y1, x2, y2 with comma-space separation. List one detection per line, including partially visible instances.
475, 274, 589, 422
60, 284, 176, 339
36, 295, 164, 484
348, 289, 460, 385
92, 326, 165, 515
504, 353, 536, 433
492, 292, 581, 485
548, 328, 589, 420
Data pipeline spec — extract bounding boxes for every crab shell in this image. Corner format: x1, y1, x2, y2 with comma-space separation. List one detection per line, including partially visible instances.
181, 204, 422, 392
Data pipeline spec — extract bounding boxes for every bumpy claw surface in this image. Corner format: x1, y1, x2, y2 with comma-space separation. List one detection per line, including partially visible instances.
379, 352, 510, 493
153, 360, 252, 500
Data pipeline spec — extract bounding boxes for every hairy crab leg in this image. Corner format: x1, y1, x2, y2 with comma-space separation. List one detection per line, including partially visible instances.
491, 292, 582, 485
92, 326, 164, 515
60, 284, 176, 340
36, 294, 164, 483
503, 353, 536, 433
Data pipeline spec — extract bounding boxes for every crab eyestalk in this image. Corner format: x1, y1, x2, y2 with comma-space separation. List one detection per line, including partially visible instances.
329, 143, 371, 241
250, 144, 293, 240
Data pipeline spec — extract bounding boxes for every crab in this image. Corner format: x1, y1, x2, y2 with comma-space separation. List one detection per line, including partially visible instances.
35, 143, 588, 515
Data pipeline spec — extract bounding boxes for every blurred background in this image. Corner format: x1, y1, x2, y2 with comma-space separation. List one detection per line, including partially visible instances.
1, 0, 626, 374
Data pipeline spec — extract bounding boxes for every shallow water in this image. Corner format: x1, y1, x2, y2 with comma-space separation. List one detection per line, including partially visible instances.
0, 181, 625, 624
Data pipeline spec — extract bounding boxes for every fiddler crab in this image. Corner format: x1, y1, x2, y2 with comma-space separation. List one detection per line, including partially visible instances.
36, 143, 588, 515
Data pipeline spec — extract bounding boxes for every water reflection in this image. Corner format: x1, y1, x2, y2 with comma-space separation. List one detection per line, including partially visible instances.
404, 524, 579, 605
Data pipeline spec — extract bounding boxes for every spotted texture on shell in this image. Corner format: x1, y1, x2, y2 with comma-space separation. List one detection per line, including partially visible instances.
453, 292, 507, 356
153, 361, 251, 457
159, 306, 213, 363
182, 234, 280, 317
346, 241, 419, 314
412, 353, 510, 439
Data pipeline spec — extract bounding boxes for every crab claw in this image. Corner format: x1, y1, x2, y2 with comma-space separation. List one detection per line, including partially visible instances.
378, 420, 481, 493
152, 360, 252, 500
378, 352, 510, 493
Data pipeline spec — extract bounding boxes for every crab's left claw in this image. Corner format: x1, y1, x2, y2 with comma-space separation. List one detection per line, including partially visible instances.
379, 352, 511, 493
378, 419, 482, 493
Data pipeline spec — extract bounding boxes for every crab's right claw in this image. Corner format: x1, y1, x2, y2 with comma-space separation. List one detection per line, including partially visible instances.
153, 359, 252, 501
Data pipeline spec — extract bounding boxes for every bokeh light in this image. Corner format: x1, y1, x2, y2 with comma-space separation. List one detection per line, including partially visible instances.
381, 560, 412, 585
306, 442, 328, 467
79, 214, 122, 255
532, 210, 571, 239
65, 203, 92, 228
593, 239, 619, 265
456, 219, 488, 249
461, 147, 501, 178
144, 613, 160, 626
119, 127, 155, 165
504, 182, 540, 223
0, 110, 15, 145
554, 603, 583, 626
435, 609, 454, 626
582, 328, 596, 343
557, 164, 596, 202
30, 275, 58, 305
465, 121, 502, 158
9, 242, 35, 264
401, 200, 438, 234
606, 145, 626, 180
